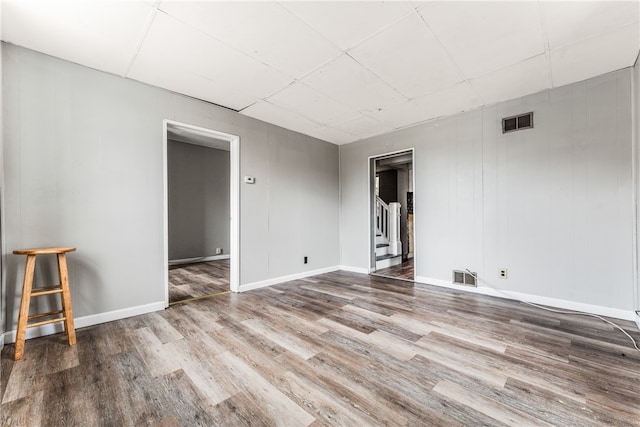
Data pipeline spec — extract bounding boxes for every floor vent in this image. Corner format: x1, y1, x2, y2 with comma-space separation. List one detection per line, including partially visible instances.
502, 112, 533, 133
452, 270, 477, 287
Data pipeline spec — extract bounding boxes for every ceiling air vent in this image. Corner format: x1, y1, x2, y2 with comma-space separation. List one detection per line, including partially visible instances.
502, 112, 533, 134
452, 270, 477, 287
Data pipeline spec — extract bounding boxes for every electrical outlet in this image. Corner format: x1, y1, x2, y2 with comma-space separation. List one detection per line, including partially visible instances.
216, 248, 223, 255
304, 256, 308, 264
499, 268, 508, 279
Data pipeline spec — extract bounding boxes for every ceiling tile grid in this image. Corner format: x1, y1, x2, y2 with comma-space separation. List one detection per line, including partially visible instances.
241, 100, 322, 136
2, 1, 639, 145
300, 53, 408, 114
418, 1, 546, 79
280, 1, 416, 50
1, 0, 156, 76
127, 12, 293, 111
158, 2, 342, 79
348, 13, 464, 99
264, 81, 361, 127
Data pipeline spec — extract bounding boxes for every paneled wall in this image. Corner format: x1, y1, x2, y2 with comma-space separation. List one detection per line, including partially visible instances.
340, 69, 635, 313
2, 44, 339, 335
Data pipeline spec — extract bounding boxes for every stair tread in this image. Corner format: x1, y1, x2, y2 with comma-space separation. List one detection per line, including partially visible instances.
376, 243, 389, 248
376, 254, 402, 261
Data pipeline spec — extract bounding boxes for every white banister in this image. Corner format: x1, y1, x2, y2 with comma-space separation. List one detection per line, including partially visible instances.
376, 196, 390, 242
376, 197, 401, 256
388, 202, 401, 256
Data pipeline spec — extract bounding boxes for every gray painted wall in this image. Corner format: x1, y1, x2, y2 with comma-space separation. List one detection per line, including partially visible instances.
340, 68, 635, 312
2, 44, 339, 334
168, 140, 229, 260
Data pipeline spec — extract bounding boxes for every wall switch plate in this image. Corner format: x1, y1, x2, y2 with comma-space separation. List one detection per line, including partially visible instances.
216, 248, 223, 255
499, 268, 508, 279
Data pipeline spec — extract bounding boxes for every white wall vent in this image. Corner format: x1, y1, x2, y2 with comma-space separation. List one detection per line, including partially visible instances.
452, 270, 477, 287
502, 112, 533, 133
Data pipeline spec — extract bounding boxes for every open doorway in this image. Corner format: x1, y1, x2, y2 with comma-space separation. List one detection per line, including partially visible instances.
163, 120, 239, 306
369, 149, 415, 282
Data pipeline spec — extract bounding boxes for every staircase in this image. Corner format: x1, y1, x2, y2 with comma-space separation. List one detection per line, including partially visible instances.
375, 196, 402, 269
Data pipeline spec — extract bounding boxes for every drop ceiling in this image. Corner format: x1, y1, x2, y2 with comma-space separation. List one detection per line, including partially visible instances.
2, 1, 639, 145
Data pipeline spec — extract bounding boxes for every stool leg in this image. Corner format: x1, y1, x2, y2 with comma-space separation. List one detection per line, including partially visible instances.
57, 253, 76, 346
15, 254, 37, 361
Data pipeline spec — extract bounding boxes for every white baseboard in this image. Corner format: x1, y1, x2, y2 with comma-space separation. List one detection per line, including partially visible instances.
338, 265, 369, 274
2, 301, 165, 344
240, 265, 341, 292
635, 312, 640, 330
415, 276, 636, 321
169, 254, 230, 266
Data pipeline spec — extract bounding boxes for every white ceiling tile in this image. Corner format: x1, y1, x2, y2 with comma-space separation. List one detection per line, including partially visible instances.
301, 54, 407, 114
281, 1, 415, 50
419, 2, 545, 78
349, 13, 463, 98
373, 82, 483, 129
3, 1, 638, 146
305, 126, 355, 145
128, 13, 292, 111
240, 101, 321, 135
332, 115, 394, 139
471, 55, 550, 105
266, 82, 360, 126
1, 0, 154, 75
541, 1, 639, 50
550, 23, 640, 87
159, 2, 341, 78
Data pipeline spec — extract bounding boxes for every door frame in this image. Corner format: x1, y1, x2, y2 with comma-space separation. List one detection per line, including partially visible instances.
367, 148, 416, 274
162, 119, 240, 307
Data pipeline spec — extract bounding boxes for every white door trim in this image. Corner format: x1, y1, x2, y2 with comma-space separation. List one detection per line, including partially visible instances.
367, 148, 416, 275
162, 120, 240, 307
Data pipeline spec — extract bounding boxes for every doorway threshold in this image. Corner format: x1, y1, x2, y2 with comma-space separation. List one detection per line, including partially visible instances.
369, 272, 415, 284
169, 290, 231, 306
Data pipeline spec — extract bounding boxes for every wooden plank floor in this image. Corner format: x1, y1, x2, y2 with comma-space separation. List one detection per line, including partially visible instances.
374, 258, 414, 281
169, 259, 230, 304
2, 270, 640, 426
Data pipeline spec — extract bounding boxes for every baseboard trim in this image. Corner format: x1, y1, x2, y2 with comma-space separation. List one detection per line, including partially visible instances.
169, 254, 230, 266
635, 312, 640, 330
240, 266, 341, 292
415, 276, 636, 322
338, 265, 369, 274
2, 301, 165, 344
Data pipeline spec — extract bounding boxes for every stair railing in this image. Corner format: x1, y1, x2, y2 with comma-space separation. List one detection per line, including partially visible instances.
376, 196, 390, 242
376, 196, 401, 256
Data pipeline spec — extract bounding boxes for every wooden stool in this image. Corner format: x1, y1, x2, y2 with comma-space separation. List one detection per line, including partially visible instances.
13, 247, 77, 361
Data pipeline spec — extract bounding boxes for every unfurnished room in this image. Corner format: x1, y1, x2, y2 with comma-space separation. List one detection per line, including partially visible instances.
1, 1, 640, 425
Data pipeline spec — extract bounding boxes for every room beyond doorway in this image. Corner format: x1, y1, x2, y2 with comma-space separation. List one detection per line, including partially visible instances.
162, 120, 240, 307
368, 149, 415, 282
168, 259, 230, 305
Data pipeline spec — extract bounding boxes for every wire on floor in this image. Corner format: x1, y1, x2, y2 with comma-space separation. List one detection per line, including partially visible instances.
464, 269, 640, 352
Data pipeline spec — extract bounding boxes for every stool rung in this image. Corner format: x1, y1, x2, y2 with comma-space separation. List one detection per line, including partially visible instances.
30, 286, 63, 297
26, 316, 66, 329
28, 309, 64, 320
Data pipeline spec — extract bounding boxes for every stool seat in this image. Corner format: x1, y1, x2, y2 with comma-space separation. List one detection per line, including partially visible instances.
13, 246, 77, 360
13, 247, 76, 255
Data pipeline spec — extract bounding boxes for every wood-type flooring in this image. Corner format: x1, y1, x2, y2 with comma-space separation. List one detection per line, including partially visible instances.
2, 270, 640, 426
374, 258, 414, 281
168, 259, 230, 304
